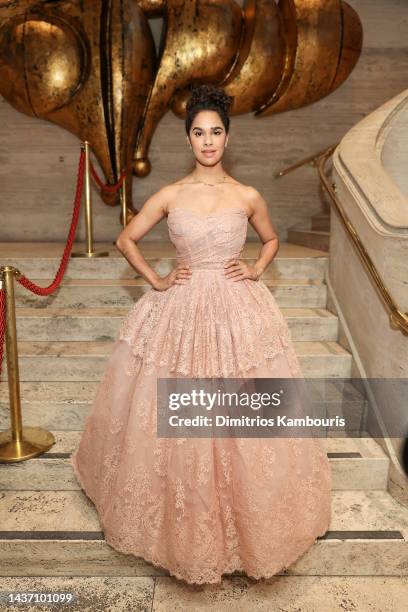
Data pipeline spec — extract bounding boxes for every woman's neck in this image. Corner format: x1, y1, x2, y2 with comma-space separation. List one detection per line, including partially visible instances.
191, 162, 226, 183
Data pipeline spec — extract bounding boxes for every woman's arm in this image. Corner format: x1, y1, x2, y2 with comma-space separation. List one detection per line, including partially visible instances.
225, 187, 280, 282
115, 186, 171, 289
223, 187, 280, 282
247, 187, 280, 279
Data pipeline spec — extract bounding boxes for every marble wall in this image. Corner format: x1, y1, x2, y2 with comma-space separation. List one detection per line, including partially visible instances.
0, 0, 407, 243
382, 100, 408, 197
330, 87, 408, 502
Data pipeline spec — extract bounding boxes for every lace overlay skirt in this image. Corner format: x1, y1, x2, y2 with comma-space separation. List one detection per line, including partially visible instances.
70, 275, 332, 585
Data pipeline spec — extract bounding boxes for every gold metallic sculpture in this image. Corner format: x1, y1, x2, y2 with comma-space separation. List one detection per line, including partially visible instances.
0, 0, 155, 213
171, 0, 286, 117
255, 0, 362, 116
0, 0, 362, 214
222, 0, 286, 113
134, 0, 243, 177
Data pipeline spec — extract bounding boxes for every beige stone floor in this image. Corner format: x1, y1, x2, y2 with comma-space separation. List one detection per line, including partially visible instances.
0, 576, 407, 611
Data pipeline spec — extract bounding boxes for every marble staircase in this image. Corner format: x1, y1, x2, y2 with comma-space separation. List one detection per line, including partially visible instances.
0, 241, 407, 606
287, 210, 331, 252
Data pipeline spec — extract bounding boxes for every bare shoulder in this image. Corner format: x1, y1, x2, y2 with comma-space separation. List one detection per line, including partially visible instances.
240, 185, 268, 217
158, 180, 194, 212
222, 179, 259, 213
155, 183, 180, 201
141, 183, 178, 215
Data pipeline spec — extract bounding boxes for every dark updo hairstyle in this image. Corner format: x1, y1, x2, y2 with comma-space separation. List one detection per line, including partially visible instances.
185, 83, 234, 137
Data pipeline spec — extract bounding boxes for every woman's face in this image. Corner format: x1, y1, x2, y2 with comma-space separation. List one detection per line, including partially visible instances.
188, 110, 228, 166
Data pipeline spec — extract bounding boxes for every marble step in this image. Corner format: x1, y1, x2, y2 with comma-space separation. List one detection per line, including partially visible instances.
0, 576, 406, 611
0, 241, 328, 280
13, 306, 339, 342
0, 378, 366, 431
311, 212, 331, 232
288, 229, 330, 252
0, 431, 390, 492
13, 278, 328, 309
1, 340, 353, 380
0, 490, 407, 577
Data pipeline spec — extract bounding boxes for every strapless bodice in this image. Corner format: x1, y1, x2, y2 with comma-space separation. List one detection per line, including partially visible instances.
166, 206, 248, 270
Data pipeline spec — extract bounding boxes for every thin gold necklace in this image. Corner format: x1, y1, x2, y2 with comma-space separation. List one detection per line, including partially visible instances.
184, 173, 230, 187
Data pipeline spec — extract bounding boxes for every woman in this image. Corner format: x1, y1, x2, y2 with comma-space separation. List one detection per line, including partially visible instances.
70, 83, 331, 585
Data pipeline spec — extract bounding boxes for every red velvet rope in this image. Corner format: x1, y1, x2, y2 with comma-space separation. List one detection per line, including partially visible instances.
0, 147, 86, 381
89, 161, 126, 193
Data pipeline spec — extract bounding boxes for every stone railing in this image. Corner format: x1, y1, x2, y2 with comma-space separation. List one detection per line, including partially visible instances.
329, 89, 408, 503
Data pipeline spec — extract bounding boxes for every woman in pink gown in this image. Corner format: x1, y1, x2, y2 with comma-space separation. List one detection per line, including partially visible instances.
70, 84, 331, 585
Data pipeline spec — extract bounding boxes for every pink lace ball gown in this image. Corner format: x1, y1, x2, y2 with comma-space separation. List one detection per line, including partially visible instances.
70, 205, 332, 585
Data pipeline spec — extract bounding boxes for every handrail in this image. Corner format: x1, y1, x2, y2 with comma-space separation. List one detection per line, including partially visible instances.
276, 145, 408, 336
319, 149, 408, 335
274, 143, 339, 177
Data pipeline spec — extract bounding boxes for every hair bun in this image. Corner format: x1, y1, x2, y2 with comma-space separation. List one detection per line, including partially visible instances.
186, 83, 234, 115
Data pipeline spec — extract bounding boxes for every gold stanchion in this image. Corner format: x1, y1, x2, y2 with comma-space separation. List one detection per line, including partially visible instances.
112, 176, 131, 245
72, 141, 109, 258
0, 267, 55, 462
121, 175, 127, 229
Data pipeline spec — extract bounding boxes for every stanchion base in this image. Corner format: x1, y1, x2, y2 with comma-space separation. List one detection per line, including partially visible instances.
0, 426, 55, 462
71, 251, 109, 258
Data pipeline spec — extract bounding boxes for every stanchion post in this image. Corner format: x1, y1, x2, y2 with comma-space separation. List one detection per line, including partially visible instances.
84, 139, 93, 254
72, 141, 109, 258
121, 175, 127, 229
0, 267, 55, 462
